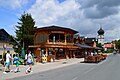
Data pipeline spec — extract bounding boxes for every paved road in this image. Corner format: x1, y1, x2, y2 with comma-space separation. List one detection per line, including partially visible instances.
9, 54, 120, 80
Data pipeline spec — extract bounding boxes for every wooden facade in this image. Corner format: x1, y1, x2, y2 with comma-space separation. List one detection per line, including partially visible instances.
29, 26, 80, 62
29, 26, 101, 62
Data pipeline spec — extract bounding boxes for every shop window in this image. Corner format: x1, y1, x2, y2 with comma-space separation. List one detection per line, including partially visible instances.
48, 48, 54, 56
56, 48, 65, 58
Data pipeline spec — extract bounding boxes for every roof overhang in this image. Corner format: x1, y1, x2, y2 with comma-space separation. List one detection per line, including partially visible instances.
74, 43, 94, 49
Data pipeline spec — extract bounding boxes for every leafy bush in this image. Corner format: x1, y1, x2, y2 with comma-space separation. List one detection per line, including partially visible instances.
103, 49, 113, 53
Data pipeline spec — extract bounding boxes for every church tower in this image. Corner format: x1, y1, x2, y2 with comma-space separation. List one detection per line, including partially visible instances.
97, 27, 104, 45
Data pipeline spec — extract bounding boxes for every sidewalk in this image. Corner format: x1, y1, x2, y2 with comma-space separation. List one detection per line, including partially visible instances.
0, 58, 84, 80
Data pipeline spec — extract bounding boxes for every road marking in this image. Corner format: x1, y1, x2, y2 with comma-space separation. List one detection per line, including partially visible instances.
83, 67, 95, 74
72, 77, 78, 80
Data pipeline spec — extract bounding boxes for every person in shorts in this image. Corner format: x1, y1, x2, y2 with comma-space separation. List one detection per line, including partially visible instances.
25, 50, 33, 74
3, 50, 13, 74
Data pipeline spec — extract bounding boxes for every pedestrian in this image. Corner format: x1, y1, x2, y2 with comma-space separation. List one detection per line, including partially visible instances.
13, 54, 20, 73
3, 50, 13, 74
85, 51, 87, 57
25, 50, 33, 74
24, 53, 28, 65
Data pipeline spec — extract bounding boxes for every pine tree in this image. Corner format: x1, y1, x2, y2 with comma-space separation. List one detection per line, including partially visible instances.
14, 13, 36, 53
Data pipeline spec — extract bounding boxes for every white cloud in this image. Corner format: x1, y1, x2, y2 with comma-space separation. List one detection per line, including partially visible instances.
28, 0, 79, 26
27, 0, 120, 42
0, 0, 29, 9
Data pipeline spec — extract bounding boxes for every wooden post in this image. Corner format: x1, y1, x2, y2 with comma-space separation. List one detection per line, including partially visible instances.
46, 47, 48, 62
65, 34, 66, 45
53, 48, 56, 59
73, 51, 75, 58
47, 34, 49, 44
65, 49, 69, 59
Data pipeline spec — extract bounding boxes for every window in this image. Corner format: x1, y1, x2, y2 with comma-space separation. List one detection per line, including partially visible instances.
66, 34, 73, 43
35, 34, 47, 43
35, 34, 40, 44
49, 33, 65, 42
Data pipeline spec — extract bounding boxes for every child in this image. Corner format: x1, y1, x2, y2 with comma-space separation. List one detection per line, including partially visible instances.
25, 50, 33, 74
13, 54, 20, 73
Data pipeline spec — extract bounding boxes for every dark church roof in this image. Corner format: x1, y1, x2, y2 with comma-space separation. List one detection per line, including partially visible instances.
35, 25, 78, 34
98, 27, 104, 35
0, 29, 13, 42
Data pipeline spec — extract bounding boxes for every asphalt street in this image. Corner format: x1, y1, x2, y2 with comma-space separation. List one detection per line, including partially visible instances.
9, 54, 120, 80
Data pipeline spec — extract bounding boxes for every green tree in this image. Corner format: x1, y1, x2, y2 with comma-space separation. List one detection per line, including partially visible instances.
112, 39, 120, 50
13, 13, 36, 53
97, 43, 104, 52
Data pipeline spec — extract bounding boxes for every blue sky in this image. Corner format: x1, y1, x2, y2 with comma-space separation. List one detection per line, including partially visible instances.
0, 0, 36, 35
0, 0, 120, 42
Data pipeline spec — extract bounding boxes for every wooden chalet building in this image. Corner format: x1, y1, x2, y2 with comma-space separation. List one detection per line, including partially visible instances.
29, 25, 79, 62
29, 25, 101, 62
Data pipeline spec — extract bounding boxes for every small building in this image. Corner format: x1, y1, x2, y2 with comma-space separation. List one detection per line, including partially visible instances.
85, 38, 98, 47
104, 43, 115, 51
0, 29, 15, 59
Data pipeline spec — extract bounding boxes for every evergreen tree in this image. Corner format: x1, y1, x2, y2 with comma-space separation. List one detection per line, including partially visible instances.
13, 13, 36, 53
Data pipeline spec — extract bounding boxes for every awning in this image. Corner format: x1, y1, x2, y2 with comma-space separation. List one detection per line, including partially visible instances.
94, 47, 102, 50
74, 43, 102, 50
74, 43, 94, 49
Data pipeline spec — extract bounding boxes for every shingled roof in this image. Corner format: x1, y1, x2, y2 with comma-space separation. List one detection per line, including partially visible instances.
34, 25, 78, 34
0, 29, 13, 42
74, 43, 94, 49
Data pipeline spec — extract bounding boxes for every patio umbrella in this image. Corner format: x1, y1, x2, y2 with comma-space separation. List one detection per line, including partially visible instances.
21, 47, 25, 59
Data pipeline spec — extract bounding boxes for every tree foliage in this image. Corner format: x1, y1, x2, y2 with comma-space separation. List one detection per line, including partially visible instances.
112, 39, 120, 50
13, 13, 36, 53
97, 43, 104, 52
97, 43, 102, 48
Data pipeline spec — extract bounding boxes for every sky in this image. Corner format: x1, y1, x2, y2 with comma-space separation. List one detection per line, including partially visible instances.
0, 0, 120, 42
